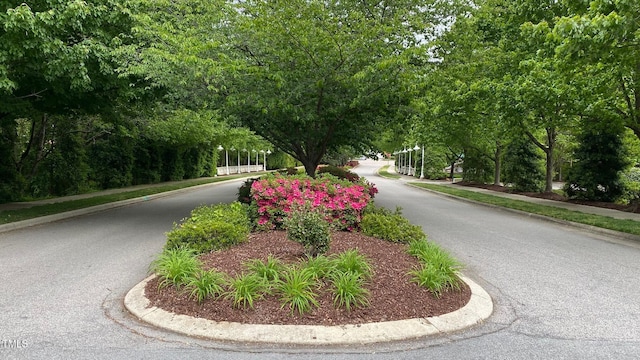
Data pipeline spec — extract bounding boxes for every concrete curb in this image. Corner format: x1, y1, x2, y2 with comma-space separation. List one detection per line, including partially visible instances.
0, 178, 246, 234
407, 183, 640, 243
124, 274, 493, 345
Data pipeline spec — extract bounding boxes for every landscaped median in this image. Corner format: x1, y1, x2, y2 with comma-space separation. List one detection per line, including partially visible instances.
410, 183, 640, 238
125, 170, 493, 344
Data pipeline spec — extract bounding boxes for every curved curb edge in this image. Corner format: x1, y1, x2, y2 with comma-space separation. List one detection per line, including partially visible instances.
124, 274, 493, 345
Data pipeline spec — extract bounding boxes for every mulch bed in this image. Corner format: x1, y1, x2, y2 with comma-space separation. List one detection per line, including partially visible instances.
145, 230, 471, 326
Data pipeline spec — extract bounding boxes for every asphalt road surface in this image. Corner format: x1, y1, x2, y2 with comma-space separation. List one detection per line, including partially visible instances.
1, 160, 639, 359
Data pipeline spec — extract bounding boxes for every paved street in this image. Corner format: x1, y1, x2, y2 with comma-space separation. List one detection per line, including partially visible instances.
1, 160, 640, 359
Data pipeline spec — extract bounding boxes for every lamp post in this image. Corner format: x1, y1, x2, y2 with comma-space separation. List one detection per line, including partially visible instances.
407, 147, 413, 176
402, 148, 408, 174
419, 145, 425, 179
217, 145, 229, 176
230, 147, 239, 174
265, 149, 271, 171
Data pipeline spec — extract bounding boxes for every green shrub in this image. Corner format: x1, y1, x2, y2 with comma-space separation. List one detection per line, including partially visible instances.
165, 202, 250, 254
317, 165, 360, 182
564, 123, 629, 201
360, 213, 425, 243
237, 178, 259, 204
284, 204, 331, 257
502, 135, 545, 192
150, 247, 201, 289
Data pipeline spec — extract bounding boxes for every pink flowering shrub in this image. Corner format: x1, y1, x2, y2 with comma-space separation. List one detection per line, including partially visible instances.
250, 173, 377, 231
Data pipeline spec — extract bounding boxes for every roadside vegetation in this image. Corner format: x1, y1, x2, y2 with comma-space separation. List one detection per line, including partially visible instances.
0, 175, 251, 225
411, 183, 640, 237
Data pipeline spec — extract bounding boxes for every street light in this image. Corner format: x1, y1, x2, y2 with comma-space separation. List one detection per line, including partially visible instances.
265, 149, 271, 171
217, 145, 229, 176
408, 147, 414, 176
402, 148, 408, 175
419, 145, 425, 180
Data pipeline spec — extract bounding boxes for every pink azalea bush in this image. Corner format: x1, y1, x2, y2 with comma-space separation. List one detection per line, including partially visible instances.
250, 173, 378, 231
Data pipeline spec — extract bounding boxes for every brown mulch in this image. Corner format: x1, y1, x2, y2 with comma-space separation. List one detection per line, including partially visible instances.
145, 231, 471, 326
456, 182, 640, 214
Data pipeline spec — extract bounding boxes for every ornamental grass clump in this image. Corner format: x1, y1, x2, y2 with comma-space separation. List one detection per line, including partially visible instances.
284, 204, 331, 257
331, 270, 370, 312
185, 269, 227, 303
408, 239, 462, 297
331, 249, 373, 280
151, 247, 201, 290
301, 254, 335, 280
245, 255, 286, 282
276, 267, 320, 315
225, 273, 269, 309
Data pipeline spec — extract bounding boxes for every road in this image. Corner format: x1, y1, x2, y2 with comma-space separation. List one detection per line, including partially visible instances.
1, 160, 639, 359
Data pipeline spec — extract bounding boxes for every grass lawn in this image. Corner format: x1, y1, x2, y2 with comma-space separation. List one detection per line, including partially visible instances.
0, 174, 253, 225
378, 165, 401, 179
410, 183, 640, 237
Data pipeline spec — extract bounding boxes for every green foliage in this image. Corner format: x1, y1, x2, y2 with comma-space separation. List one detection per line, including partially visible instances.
621, 168, 640, 206
331, 249, 373, 280
276, 267, 320, 315
237, 178, 258, 204
330, 271, 370, 312
565, 124, 629, 202
185, 269, 227, 304
225, 273, 269, 309
316, 165, 360, 182
502, 135, 546, 192
165, 202, 250, 254
151, 247, 201, 289
224, 0, 443, 176
462, 148, 493, 184
284, 204, 331, 257
408, 239, 462, 297
301, 255, 336, 280
360, 213, 426, 244
245, 255, 286, 282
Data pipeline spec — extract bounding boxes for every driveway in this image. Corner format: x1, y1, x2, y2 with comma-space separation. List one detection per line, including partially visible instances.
1, 161, 639, 359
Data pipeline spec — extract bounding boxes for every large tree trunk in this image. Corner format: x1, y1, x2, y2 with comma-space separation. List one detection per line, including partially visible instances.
544, 127, 556, 193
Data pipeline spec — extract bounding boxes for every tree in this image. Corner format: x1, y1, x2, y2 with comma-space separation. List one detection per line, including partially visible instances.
1, 0, 136, 198
551, 0, 640, 140
564, 120, 629, 202
502, 134, 545, 192
224, 0, 446, 176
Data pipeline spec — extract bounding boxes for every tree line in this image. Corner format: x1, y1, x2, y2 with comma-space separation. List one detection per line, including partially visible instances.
398, 0, 640, 203
2, 0, 638, 204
